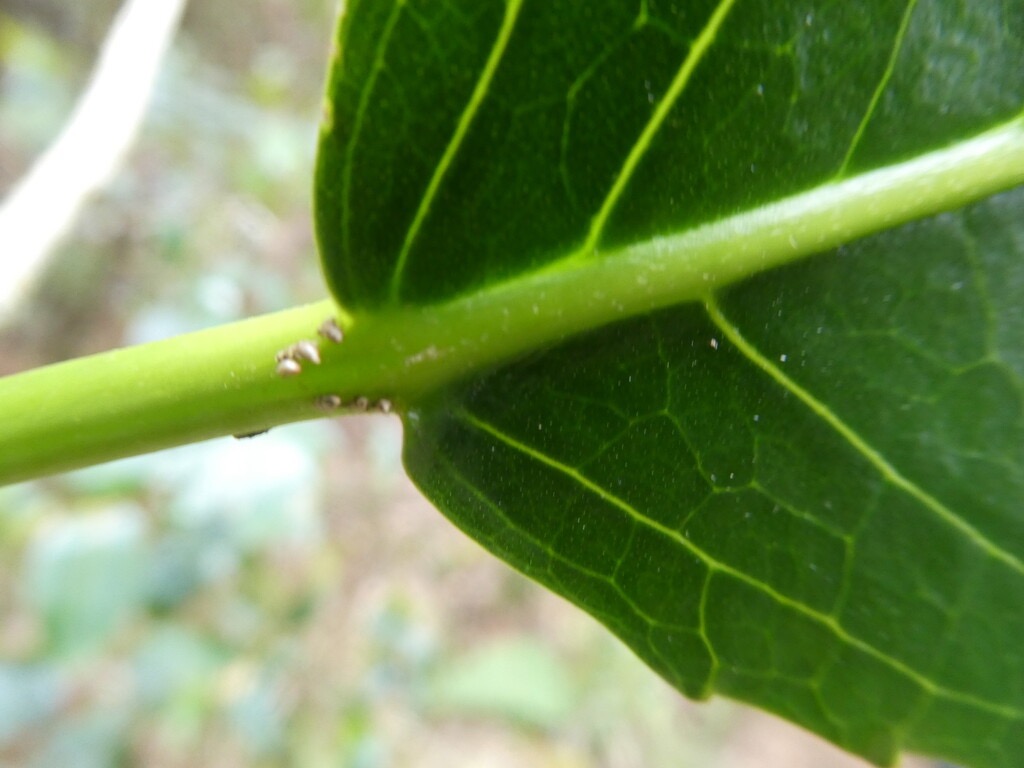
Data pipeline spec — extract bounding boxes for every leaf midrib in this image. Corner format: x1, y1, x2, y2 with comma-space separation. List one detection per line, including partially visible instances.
352, 118, 1024, 405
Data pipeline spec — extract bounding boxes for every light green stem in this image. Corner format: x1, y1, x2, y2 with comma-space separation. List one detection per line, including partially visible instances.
1, 118, 1022, 485
0, 303, 334, 484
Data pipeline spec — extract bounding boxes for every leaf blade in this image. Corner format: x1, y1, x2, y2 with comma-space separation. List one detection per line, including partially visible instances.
386, 0, 526, 303
703, 294, 1024, 578
316, 0, 1024, 310
402, 192, 1024, 766
315, 2, 1024, 765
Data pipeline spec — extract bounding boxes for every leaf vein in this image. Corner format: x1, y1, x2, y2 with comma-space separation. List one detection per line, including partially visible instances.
386, 0, 525, 303
432, 440, 713, 694
836, 0, 919, 177
703, 293, 1024, 579
575, 0, 741, 259
340, 0, 406, 291
433, 446, 691, 634
457, 407, 1024, 721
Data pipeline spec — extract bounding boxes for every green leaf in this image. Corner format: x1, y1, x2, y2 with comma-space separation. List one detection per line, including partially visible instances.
314, 1, 1024, 765
26, 505, 148, 657
424, 637, 576, 729
316, 0, 1023, 311
404, 188, 1024, 767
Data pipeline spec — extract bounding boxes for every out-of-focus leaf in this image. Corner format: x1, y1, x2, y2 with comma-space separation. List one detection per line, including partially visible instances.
25, 505, 147, 656
0, 664, 64, 746
424, 637, 575, 729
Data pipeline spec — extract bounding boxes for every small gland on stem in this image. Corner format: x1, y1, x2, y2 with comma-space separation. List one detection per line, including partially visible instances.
318, 317, 344, 344
290, 340, 321, 365
315, 394, 343, 411
274, 339, 322, 377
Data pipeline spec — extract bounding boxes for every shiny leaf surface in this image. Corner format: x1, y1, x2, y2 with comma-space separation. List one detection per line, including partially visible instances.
314, 1, 1024, 765
404, 189, 1024, 767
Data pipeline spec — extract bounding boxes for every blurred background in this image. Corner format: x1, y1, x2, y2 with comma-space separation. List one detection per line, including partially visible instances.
0, 1, 941, 766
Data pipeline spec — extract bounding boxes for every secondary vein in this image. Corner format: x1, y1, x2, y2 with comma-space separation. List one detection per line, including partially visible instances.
386, 0, 525, 303
703, 293, 1024, 579
340, 0, 406, 292
836, 0, 919, 177
575, 0, 740, 259
457, 407, 1024, 720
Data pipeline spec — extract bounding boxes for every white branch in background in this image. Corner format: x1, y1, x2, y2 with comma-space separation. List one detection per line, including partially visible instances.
0, 0, 188, 322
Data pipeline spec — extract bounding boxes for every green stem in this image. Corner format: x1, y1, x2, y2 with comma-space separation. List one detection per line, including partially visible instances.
0, 302, 334, 484
1, 118, 1022, 485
